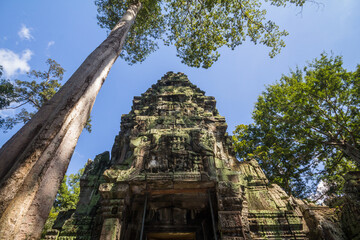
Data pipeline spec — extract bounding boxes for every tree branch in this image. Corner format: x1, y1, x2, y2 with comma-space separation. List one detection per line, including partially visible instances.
3, 100, 30, 110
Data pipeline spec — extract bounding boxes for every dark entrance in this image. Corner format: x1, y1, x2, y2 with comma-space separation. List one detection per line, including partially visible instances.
146, 232, 196, 240
120, 189, 217, 240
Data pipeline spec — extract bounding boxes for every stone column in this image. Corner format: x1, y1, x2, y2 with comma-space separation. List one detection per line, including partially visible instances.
217, 181, 250, 240
99, 183, 129, 240
100, 217, 122, 240
99, 198, 125, 240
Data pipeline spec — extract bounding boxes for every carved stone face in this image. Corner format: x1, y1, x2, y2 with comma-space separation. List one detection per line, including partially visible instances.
48, 72, 348, 240
100, 72, 225, 239
109, 72, 230, 177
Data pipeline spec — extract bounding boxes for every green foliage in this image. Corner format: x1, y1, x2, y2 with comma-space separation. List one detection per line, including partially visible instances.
0, 66, 18, 109
0, 59, 92, 132
233, 53, 359, 198
0, 59, 64, 131
95, 0, 307, 68
42, 168, 84, 237
53, 169, 84, 211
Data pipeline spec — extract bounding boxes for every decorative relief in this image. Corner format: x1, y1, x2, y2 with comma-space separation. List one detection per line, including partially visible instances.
45, 72, 347, 240
218, 211, 243, 231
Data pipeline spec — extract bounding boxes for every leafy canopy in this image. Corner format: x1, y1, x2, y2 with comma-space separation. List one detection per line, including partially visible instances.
0, 59, 91, 132
233, 53, 359, 198
95, 0, 306, 68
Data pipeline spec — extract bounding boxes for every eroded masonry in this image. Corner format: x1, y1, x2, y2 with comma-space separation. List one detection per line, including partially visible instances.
44, 72, 359, 240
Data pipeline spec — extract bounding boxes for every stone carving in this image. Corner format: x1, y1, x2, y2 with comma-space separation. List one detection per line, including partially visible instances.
44, 72, 356, 240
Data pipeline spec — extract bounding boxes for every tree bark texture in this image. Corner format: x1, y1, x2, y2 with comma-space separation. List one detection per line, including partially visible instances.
0, 3, 141, 239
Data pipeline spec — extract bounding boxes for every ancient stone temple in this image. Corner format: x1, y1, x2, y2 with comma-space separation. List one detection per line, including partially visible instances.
45, 72, 351, 240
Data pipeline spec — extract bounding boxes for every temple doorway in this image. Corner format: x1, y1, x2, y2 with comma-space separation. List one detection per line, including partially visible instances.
146, 232, 196, 240
120, 189, 217, 240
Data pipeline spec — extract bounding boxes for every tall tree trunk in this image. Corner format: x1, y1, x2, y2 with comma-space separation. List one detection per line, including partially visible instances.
0, 2, 141, 239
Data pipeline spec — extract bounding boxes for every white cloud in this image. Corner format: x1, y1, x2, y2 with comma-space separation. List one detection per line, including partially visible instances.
47, 41, 55, 49
0, 49, 33, 78
18, 24, 33, 41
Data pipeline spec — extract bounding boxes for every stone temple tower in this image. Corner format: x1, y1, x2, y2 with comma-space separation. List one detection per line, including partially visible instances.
45, 72, 347, 240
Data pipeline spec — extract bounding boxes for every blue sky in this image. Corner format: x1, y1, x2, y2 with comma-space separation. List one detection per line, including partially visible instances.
0, 0, 359, 175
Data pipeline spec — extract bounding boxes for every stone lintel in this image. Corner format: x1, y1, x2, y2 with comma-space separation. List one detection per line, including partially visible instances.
148, 188, 208, 195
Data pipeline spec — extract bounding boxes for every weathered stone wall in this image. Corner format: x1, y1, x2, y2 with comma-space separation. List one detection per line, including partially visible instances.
45, 72, 353, 240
